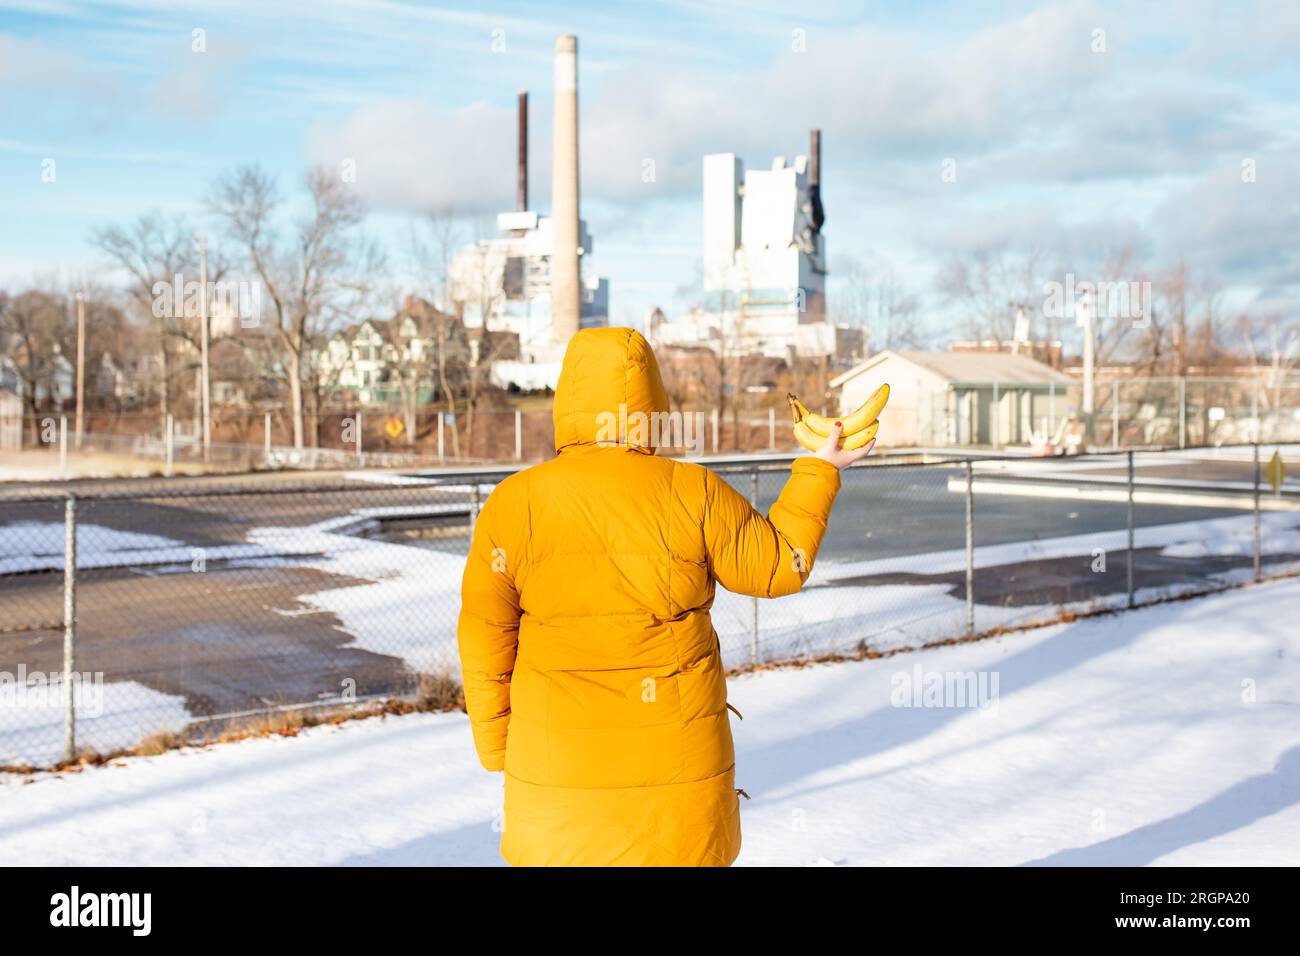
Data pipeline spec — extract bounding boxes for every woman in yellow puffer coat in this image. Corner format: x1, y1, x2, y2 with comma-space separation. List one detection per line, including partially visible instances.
457, 327, 873, 866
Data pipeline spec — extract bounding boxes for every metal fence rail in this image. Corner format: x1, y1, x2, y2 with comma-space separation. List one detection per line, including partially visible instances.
4, 375, 1300, 473
1, 443, 1296, 769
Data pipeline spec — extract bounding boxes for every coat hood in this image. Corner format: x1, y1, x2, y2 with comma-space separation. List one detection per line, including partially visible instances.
553, 327, 670, 454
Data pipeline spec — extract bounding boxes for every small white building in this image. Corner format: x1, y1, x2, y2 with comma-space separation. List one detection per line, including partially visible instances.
830, 350, 1078, 447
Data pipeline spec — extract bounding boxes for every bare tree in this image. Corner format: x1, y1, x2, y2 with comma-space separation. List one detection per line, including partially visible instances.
937, 247, 1049, 343
209, 164, 384, 449
461, 239, 508, 456
1143, 262, 1230, 376
410, 210, 468, 456
0, 288, 70, 442
1238, 311, 1300, 413
409, 209, 462, 313
1161, 261, 1190, 377
92, 213, 227, 434
836, 258, 921, 351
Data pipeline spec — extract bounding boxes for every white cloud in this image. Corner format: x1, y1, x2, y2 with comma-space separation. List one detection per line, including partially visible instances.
150, 32, 253, 121
0, 31, 103, 93
308, 98, 526, 214
308, 2, 1110, 210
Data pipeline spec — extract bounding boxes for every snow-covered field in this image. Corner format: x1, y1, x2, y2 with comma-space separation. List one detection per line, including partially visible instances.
2, 577, 1297, 866
4, 504, 1300, 766
253, 506, 1300, 673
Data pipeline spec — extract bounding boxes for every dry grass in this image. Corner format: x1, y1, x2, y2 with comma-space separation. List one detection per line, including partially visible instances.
3, 671, 468, 775
728, 567, 1300, 679
134, 730, 185, 757
416, 670, 466, 711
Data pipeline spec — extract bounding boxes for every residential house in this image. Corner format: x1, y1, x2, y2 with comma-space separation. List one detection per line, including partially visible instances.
317, 298, 520, 407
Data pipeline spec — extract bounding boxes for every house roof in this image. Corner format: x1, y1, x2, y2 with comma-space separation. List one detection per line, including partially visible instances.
329, 299, 458, 345
830, 349, 1075, 389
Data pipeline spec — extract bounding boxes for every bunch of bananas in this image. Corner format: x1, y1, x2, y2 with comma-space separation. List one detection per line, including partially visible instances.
787, 384, 890, 452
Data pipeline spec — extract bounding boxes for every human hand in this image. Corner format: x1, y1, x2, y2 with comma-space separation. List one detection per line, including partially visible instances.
813, 421, 877, 470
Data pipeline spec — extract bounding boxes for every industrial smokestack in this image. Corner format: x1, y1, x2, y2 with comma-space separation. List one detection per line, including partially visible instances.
809, 128, 820, 188
809, 128, 824, 234
517, 91, 528, 213
550, 34, 581, 344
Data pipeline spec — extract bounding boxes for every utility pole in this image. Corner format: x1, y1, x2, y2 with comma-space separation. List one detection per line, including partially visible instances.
74, 291, 86, 451
1079, 285, 1095, 442
195, 235, 212, 463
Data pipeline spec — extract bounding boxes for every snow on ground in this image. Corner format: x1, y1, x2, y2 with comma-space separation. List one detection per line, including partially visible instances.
247, 522, 467, 675
0, 678, 191, 766
4, 505, 1298, 765
0, 521, 189, 574
269, 507, 1300, 672
2, 578, 1297, 867
809, 510, 1300, 582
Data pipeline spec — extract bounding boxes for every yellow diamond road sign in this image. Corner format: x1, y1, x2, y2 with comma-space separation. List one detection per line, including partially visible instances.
384, 415, 405, 440
1266, 449, 1286, 496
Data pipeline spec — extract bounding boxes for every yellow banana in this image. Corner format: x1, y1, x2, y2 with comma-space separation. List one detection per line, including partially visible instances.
787, 393, 814, 425
793, 418, 879, 453
788, 384, 890, 438
841, 419, 879, 450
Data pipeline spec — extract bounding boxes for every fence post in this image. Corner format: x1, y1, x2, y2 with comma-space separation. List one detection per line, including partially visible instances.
263, 412, 272, 462
59, 414, 68, 474
711, 409, 719, 455
1112, 380, 1120, 450
749, 469, 759, 666
63, 494, 77, 764
165, 413, 174, 478
768, 407, 776, 450
1048, 383, 1056, 436
1178, 377, 1186, 449
438, 412, 445, 462
515, 409, 523, 461
965, 459, 975, 638
1253, 442, 1262, 582
1126, 449, 1135, 609
356, 410, 364, 462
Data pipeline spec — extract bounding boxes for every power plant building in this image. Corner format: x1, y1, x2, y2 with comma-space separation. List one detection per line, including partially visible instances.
656, 132, 840, 361
448, 35, 608, 392
448, 211, 608, 387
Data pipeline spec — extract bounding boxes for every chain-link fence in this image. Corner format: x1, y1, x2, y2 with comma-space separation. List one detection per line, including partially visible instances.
4, 376, 1299, 475
2, 444, 1297, 769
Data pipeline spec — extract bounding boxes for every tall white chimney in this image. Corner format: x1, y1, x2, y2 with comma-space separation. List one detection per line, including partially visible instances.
550, 34, 581, 344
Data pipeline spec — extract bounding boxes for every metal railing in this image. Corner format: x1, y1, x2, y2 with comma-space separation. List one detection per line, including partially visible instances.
3, 375, 1299, 473
1, 443, 1296, 769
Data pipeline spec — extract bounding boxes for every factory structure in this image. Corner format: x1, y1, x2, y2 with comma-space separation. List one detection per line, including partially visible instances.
443, 35, 851, 394
650, 130, 857, 363
448, 35, 608, 392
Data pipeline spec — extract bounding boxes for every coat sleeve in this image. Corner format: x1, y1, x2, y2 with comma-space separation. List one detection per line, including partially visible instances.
456, 487, 521, 772
702, 457, 842, 598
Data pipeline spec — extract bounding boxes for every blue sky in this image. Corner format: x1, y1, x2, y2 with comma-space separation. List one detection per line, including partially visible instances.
2, 0, 1299, 344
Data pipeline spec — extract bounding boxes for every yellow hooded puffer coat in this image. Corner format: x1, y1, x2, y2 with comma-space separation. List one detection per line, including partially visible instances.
457, 327, 842, 866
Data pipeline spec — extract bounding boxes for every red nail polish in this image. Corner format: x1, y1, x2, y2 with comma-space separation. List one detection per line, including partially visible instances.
835, 421, 842, 427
